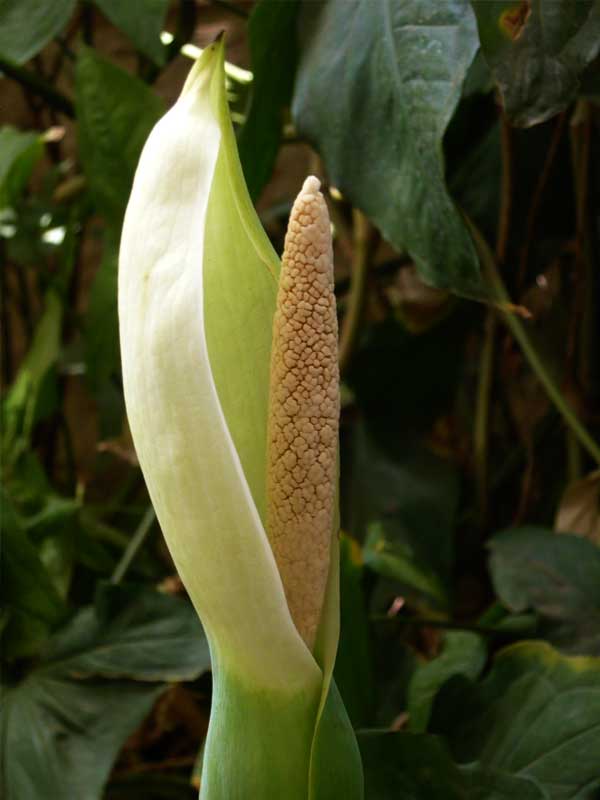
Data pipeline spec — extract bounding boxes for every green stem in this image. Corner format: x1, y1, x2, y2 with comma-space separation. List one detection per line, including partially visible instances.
111, 506, 156, 583
469, 220, 600, 466
474, 312, 496, 524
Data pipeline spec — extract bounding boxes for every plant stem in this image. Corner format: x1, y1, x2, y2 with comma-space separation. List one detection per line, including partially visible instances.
474, 312, 496, 522
111, 506, 156, 583
469, 220, 600, 466
474, 113, 512, 526
0, 57, 74, 117
339, 210, 372, 374
518, 111, 566, 288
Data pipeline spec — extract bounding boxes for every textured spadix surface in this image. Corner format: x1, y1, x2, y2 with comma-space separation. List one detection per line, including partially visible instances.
119, 39, 362, 800
268, 176, 339, 650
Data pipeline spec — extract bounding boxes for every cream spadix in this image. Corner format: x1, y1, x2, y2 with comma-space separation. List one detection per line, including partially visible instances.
119, 37, 362, 800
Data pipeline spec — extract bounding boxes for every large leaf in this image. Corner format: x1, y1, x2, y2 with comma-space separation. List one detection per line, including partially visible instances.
407, 631, 487, 732
0, 126, 43, 207
75, 47, 164, 224
1, 584, 210, 800
0, 0, 75, 63
292, 0, 481, 295
238, 0, 299, 200
430, 641, 600, 799
92, 0, 169, 65
488, 527, 600, 655
472, 0, 600, 126
358, 732, 465, 800
359, 730, 547, 799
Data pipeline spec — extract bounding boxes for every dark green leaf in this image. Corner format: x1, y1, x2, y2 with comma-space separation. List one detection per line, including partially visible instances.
351, 426, 459, 609
92, 0, 169, 64
0, 126, 43, 206
459, 764, 549, 799
0, 0, 76, 63
0, 490, 67, 659
431, 641, 600, 799
1, 584, 211, 800
408, 631, 487, 732
238, 0, 298, 200
2, 291, 63, 464
358, 731, 466, 800
293, 0, 481, 295
488, 527, 600, 654
471, 0, 600, 126
75, 47, 164, 224
335, 534, 375, 727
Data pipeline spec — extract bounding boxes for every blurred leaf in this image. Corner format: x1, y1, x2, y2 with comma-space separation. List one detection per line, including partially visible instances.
459, 764, 549, 799
293, 0, 481, 295
351, 425, 459, 610
471, 0, 600, 126
358, 731, 466, 799
359, 729, 547, 798
335, 534, 374, 727
430, 641, 600, 799
488, 527, 600, 654
92, 0, 169, 64
0, 0, 76, 63
85, 235, 120, 390
0, 126, 43, 207
0, 489, 67, 659
238, 0, 298, 200
2, 291, 63, 464
1, 584, 211, 800
408, 631, 487, 732
554, 471, 600, 544
75, 47, 164, 224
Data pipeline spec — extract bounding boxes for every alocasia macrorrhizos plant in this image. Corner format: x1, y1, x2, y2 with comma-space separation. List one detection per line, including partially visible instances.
119, 37, 363, 799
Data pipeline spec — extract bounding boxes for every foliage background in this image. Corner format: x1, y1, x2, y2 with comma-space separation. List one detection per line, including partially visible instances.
1, 1, 600, 798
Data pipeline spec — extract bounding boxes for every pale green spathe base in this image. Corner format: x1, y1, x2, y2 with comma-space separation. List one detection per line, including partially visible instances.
201, 661, 320, 800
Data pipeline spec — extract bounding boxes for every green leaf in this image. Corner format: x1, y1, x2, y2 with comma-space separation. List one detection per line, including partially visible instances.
0, 126, 43, 207
358, 731, 466, 800
471, 0, 600, 126
238, 0, 298, 200
353, 426, 459, 610
75, 46, 164, 224
408, 631, 487, 732
0, 489, 67, 659
0, 584, 210, 800
92, 0, 169, 64
2, 291, 63, 464
431, 641, 600, 799
359, 731, 548, 799
459, 764, 549, 799
292, 0, 481, 295
488, 527, 600, 654
0, 0, 75, 63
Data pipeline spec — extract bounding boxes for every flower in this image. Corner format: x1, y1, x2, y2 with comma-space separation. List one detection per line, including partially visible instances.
119, 37, 362, 799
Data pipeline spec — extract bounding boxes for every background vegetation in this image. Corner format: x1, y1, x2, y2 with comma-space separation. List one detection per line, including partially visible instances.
1, 1, 600, 798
